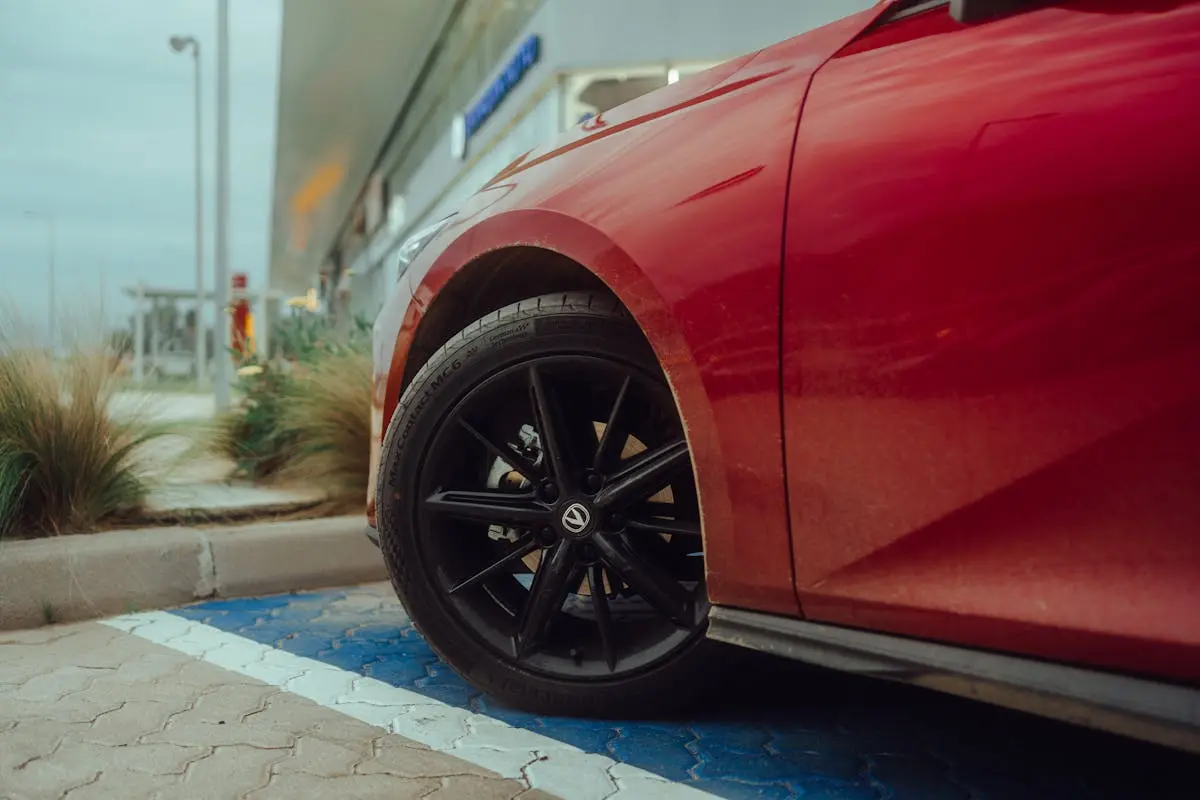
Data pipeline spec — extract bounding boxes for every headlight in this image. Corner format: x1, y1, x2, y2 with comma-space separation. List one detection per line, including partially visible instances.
394, 214, 456, 282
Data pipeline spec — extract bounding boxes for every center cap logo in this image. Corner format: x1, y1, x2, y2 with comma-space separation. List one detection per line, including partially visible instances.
560, 502, 592, 536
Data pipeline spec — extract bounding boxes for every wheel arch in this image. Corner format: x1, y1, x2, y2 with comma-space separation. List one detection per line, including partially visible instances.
399, 245, 609, 393
378, 210, 733, 595
386, 209, 707, 431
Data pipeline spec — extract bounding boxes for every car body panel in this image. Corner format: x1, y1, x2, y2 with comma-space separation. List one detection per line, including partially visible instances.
371, 0, 1200, 711
372, 2, 887, 614
783, 0, 1200, 681
708, 605, 1200, 754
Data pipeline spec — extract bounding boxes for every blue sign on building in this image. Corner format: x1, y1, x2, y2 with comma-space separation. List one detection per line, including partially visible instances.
463, 34, 541, 141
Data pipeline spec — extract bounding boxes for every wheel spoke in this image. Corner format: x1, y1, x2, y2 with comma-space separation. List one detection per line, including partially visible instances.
593, 533, 693, 627
514, 540, 577, 659
528, 365, 572, 484
425, 489, 548, 528
593, 374, 632, 472
631, 531, 705, 581
457, 418, 540, 483
449, 535, 540, 594
637, 501, 680, 516
594, 439, 690, 510
627, 517, 702, 537
589, 564, 617, 671
421, 356, 705, 680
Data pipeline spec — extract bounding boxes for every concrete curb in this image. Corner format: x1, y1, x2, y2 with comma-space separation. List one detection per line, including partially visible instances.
0, 516, 387, 631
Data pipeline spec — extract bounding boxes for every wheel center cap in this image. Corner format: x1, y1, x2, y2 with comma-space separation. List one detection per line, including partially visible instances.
559, 501, 594, 539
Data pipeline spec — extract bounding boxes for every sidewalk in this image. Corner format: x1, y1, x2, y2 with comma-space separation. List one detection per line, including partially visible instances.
109, 391, 216, 425
122, 393, 327, 521
0, 388, 350, 632
0, 622, 549, 800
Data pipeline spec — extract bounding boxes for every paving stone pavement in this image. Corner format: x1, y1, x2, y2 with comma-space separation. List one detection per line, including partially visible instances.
0, 623, 553, 800
170, 584, 1200, 800
4, 584, 1198, 799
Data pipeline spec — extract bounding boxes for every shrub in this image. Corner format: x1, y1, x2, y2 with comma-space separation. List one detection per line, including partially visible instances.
0, 340, 162, 537
277, 349, 372, 501
211, 314, 373, 501
209, 362, 296, 481
275, 312, 371, 363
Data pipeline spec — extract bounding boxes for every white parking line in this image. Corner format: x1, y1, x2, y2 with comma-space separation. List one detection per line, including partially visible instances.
103, 611, 715, 800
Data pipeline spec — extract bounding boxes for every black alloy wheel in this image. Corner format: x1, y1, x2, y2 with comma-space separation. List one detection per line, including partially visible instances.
376, 293, 724, 717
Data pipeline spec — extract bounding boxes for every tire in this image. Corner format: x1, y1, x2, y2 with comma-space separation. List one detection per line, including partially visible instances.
376, 291, 725, 718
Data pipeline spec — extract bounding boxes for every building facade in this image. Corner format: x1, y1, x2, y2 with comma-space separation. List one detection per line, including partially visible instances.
270, 0, 877, 322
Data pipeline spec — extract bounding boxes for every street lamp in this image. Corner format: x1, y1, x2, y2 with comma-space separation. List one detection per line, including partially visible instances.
168, 34, 207, 387
23, 211, 56, 352
213, 0, 232, 411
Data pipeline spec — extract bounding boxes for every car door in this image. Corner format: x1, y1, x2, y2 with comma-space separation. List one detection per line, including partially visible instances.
782, 0, 1200, 681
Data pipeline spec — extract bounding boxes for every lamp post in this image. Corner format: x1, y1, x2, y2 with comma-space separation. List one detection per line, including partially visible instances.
213, 0, 232, 410
168, 34, 207, 388
23, 211, 56, 352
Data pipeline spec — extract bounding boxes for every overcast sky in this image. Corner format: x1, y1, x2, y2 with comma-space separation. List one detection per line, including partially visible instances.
0, 0, 281, 335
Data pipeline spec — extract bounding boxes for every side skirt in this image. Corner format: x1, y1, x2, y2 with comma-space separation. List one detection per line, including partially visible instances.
707, 605, 1200, 754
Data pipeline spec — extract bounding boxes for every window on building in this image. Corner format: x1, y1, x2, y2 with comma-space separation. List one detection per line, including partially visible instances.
562, 67, 668, 129
561, 61, 724, 129
578, 75, 667, 116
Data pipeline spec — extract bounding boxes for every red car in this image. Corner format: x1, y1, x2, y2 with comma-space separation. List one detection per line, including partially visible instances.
367, 0, 1200, 751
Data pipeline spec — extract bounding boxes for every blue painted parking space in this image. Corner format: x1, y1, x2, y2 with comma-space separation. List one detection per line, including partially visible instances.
173, 586, 1199, 799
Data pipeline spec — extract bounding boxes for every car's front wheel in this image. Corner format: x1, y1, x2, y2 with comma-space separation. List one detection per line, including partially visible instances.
376, 292, 721, 717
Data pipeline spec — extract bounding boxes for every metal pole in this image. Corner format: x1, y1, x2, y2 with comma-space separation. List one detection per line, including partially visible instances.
258, 293, 271, 364
134, 283, 145, 385
192, 42, 207, 387
47, 216, 56, 354
214, 0, 231, 409
99, 263, 106, 333
23, 212, 56, 351
150, 298, 161, 380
